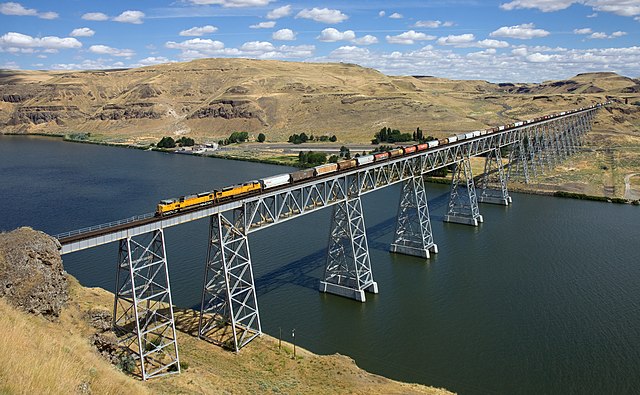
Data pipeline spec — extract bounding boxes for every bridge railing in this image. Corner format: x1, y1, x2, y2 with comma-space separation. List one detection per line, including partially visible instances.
54, 212, 156, 240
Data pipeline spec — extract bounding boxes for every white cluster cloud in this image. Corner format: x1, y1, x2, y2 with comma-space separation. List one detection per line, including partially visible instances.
179, 25, 218, 36
133, 56, 171, 67
81, 10, 145, 24
500, 0, 577, 12
82, 12, 109, 21
186, 0, 274, 7
0, 32, 81, 53
50, 59, 126, 71
500, 0, 640, 17
325, 43, 640, 82
267, 5, 291, 19
389, 12, 403, 19
386, 30, 436, 45
250, 21, 276, 29
70, 28, 95, 37
317, 28, 355, 42
296, 7, 348, 23
477, 39, 510, 48
113, 10, 145, 24
490, 23, 550, 39
88, 45, 135, 58
272, 28, 296, 41
353, 35, 379, 45
414, 20, 455, 28
574, 27, 627, 38
165, 38, 314, 60
0, 2, 58, 19
591, 30, 627, 38
437, 34, 476, 46
574, 27, 593, 34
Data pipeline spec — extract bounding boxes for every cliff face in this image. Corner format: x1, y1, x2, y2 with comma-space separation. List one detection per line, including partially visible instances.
0, 227, 68, 318
0, 58, 621, 143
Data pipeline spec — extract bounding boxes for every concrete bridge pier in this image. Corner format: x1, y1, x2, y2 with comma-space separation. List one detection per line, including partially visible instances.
479, 148, 512, 206
390, 175, 438, 259
199, 212, 262, 352
444, 156, 484, 227
112, 229, 180, 380
320, 197, 378, 302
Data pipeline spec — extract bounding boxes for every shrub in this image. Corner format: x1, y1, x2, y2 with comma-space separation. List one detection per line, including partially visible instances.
257, 133, 266, 143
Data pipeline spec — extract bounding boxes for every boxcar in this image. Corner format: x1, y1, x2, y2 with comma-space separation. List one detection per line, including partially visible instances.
388, 148, 404, 158
416, 143, 429, 151
314, 163, 338, 176
427, 140, 439, 149
337, 159, 357, 171
448, 136, 458, 143
290, 168, 315, 183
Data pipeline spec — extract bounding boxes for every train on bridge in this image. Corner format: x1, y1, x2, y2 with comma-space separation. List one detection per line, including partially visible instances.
156, 103, 606, 216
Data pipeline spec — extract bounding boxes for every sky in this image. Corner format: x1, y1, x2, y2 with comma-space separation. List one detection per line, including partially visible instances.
0, 0, 639, 82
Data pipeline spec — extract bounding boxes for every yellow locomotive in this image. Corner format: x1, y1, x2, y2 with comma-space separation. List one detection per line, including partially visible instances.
156, 182, 261, 216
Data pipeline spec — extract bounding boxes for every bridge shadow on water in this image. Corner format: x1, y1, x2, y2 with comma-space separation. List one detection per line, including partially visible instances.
251, 190, 451, 297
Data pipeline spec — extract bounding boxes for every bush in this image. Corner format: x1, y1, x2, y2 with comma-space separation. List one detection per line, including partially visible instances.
257, 133, 266, 143
157, 136, 176, 148
288, 133, 309, 144
177, 136, 195, 147
228, 131, 248, 143
116, 353, 136, 373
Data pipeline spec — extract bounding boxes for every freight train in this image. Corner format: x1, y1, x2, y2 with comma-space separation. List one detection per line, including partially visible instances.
155, 103, 606, 216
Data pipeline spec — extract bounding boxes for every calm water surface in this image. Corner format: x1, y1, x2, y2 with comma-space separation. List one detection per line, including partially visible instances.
1, 135, 639, 394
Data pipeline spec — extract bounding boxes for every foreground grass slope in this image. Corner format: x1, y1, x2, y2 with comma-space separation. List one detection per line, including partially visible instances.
0, 276, 452, 395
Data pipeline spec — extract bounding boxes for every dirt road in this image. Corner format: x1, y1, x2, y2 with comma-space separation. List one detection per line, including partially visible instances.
624, 173, 640, 199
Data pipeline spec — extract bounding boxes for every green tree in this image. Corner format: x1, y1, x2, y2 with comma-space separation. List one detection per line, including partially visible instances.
329, 135, 337, 142
157, 136, 176, 148
228, 131, 248, 143
177, 136, 195, 147
257, 133, 266, 143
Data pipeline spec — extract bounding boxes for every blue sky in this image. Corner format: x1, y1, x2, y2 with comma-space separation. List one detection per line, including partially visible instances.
1, 0, 639, 82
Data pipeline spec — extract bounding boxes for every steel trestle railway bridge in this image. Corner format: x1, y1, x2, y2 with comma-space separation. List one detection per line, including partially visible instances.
55, 105, 602, 379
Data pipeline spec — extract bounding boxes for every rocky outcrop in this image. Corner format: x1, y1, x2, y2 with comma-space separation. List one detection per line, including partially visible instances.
9, 105, 81, 125
188, 98, 266, 124
92, 103, 161, 120
0, 227, 68, 318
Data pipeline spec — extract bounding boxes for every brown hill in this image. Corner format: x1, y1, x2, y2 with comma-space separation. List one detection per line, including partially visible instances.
0, 58, 618, 144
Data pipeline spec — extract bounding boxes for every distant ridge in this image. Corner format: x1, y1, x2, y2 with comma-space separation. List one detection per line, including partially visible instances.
0, 58, 626, 143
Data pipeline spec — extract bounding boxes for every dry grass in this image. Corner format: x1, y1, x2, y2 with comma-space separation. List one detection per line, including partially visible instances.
0, 275, 453, 395
0, 289, 149, 394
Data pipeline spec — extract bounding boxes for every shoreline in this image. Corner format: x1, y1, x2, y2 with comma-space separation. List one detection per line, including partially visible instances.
3, 131, 638, 205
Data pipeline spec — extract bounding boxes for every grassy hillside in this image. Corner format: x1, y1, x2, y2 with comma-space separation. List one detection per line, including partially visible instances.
0, 276, 452, 395
0, 58, 617, 144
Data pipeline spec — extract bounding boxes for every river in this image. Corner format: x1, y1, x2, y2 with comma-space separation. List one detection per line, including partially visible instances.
1, 135, 639, 394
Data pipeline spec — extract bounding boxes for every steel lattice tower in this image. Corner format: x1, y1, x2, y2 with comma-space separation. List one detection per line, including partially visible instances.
320, 197, 378, 302
390, 176, 438, 258
199, 212, 261, 351
113, 229, 180, 380
444, 156, 483, 226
